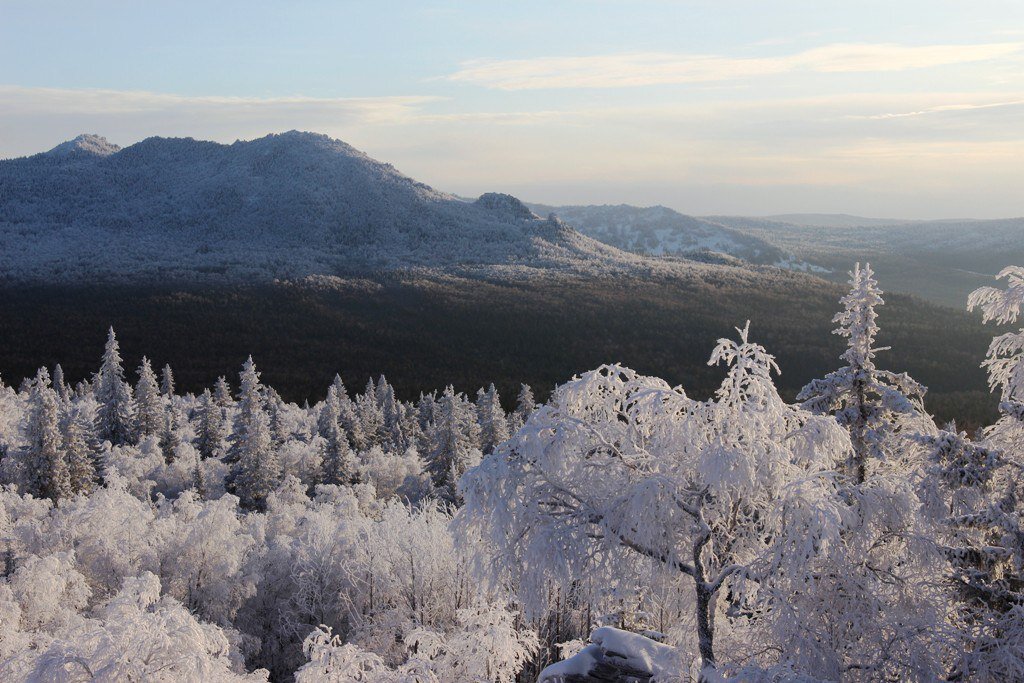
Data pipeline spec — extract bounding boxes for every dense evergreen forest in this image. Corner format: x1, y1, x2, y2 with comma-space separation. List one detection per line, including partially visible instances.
0, 271, 999, 430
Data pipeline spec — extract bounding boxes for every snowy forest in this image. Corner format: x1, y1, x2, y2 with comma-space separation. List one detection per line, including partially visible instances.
2, 264, 1023, 683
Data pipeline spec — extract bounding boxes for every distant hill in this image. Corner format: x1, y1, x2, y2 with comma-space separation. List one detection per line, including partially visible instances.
528, 202, 788, 265
763, 213, 915, 228
711, 215, 1024, 308
0, 132, 694, 283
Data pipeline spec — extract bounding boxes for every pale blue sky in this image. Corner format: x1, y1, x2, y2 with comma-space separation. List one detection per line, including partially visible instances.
2, 1, 1023, 217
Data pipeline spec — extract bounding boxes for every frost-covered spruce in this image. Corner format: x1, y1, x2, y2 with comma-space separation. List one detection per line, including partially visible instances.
52, 363, 70, 403
23, 368, 72, 502
133, 357, 163, 443
798, 263, 926, 482
428, 385, 482, 503
93, 327, 135, 446
196, 388, 227, 459
476, 383, 509, 455
319, 385, 356, 485
229, 357, 281, 510
213, 375, 233, 408
160, 363, 175, 397
507, 383, 535, 434
62, 403, 97, 495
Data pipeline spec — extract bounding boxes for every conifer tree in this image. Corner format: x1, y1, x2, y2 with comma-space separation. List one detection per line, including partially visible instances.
23, 368, 72, 503
508, 383, 536, 433
357, 379, 384, 448
160, 363, 175, 397
427, 386, 482, 502
195, 388, 227, 459
233, 407, 280, 511
52, 364, 70, 403
213, 376, 233, 408
418, 391, 437, 431
476, 384, 509, 455
319, 386, 356, 485
94, 327, 135, 446
229, 357, 281, 509
797, 263, 925, 482
381, 384, 406, 452
159, 409, 181, 464
62, 403, 97, 495
133, 357, 163, 443
264, 386, 289, 444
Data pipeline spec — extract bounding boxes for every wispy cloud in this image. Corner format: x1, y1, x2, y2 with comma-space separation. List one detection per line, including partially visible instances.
853, 99, 1024, 119
0, 86, 443, 123
445, 42, 1024, 90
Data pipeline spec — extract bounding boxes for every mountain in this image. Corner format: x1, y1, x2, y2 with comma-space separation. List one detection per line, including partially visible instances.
0, 131, 684, 283
710, 215, 1024, 308
763, 213, 915, 228
527, 202, 788, 265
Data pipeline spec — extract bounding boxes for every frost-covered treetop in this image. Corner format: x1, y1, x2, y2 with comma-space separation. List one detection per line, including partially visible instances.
834, 262, 885, 369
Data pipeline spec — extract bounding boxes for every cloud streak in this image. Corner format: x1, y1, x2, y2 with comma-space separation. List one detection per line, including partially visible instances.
0, 86, 443, 123
445, 42, 1024, 90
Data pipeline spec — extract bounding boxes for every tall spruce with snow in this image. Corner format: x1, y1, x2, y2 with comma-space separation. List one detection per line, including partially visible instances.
93, 328, 135, 447
798, 263, 925, 482
195, 389, 227, 459
508, 383, 535, 434
428, 386, 482, 503
160, 364, 175, 397
23, 368, 72, 503
61, 403, 97, 495
458, 326, 849, 678
319, 385, 356, 485
133, 357, 163, 443
52, 364, 69, 403
476, 384, 509, 455
229, 357, 281, 510
213, 376, 233, 408
943, 267, 1024, 678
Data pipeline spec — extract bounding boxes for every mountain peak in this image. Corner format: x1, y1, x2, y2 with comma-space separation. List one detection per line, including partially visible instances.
47, 134, 121, 158
474, 193, 538, 221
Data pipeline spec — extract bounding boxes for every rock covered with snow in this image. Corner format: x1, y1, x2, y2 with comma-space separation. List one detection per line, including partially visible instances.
538, 627, 679, 683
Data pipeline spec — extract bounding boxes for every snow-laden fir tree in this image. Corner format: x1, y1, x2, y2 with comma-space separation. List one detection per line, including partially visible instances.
61, 403, 97, 495
160, 363, 175, 397
229, 357, 281, 510
417, 391, 437, 432
428, 386, 482, 503
798, 263, 926, 482
93, 327, 135, 447
507, 383, 535, 434
23, 368, 72, 503
159, 409, 181, 464
380, 383, 407, 453
319, 385, 356, 485
357, 379, 384, 449
213, 376, 233, 408
932, 266, 1024, 678
476, 384, 509, 455
264, 386, 289, 445
195, 388, 228, 459
51, 364, 69, 403
133, 357, 163, 443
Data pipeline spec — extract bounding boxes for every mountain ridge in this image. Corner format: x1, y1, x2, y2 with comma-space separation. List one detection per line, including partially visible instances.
0, 131, 715, 283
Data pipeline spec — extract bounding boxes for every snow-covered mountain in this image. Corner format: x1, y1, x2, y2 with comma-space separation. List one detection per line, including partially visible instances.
528, 203, 787, 265
0, 132, 688, 283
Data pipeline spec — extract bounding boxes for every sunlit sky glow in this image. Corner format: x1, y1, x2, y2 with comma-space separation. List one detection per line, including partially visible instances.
2, 0, 1023, 218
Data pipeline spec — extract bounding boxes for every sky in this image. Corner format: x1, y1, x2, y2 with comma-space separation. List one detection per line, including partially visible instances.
2, 0, 1023, 219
